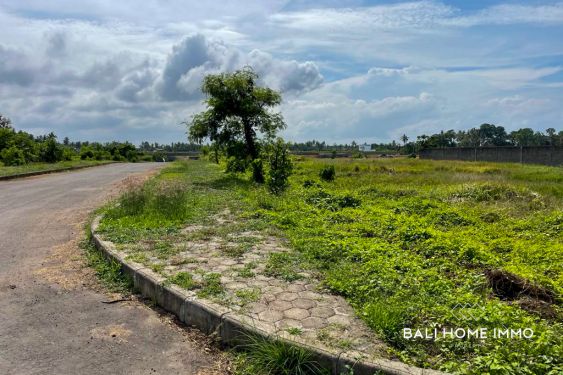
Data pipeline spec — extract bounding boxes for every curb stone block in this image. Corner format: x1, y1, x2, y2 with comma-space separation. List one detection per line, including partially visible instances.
134, 268, 164, 299
220, 313, 271, 347
155, 284, 188, 319
182, 299, 224, 335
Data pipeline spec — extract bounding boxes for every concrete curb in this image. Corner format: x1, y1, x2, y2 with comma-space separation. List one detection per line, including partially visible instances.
0, 162, 115, 181
91, 216, 446, 375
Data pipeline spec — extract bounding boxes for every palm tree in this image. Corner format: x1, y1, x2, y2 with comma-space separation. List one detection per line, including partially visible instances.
400, 134, 409, 146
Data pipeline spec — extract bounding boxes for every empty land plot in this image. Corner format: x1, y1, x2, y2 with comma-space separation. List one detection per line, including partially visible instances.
97, 158, 562, 374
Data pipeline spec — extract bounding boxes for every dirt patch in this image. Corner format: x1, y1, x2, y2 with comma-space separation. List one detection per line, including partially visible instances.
485, 269, 556, 303
90, 324, 132, 343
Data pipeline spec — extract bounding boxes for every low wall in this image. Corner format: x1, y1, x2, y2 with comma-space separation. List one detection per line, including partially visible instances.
419, 146, 563, 166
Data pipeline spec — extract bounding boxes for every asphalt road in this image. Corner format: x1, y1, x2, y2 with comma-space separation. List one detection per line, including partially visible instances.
0, 163, 222, 375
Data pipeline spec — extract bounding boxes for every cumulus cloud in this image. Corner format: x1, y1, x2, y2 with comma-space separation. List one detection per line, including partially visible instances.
154, 34, 323, 101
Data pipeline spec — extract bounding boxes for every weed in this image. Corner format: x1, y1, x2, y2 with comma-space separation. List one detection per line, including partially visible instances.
235, 288, 261, 306
165, 271, 197, 290
81, 239, 132, 294
197, 272, 224, 298
286, 327, 303, 336
237, 334, 325, 375
264, 252, 304, 282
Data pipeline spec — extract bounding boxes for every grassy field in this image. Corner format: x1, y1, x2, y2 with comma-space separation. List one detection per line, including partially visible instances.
0, 159, 113, 177
98, 158, 562, 374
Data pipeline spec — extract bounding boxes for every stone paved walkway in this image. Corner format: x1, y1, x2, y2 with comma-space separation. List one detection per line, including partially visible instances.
104, 211, 389, 361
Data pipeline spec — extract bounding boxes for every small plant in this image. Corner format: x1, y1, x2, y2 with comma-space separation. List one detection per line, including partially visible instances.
264, 252, 303, 281
197, 272, 224, 298
266, 138, 293, 194
286, 327, 303, 336
319, 165, 335, 181
235, 288, 261, 306
240, 334, 324, 375
165, 271, 197, 290
238, 262, 257, 278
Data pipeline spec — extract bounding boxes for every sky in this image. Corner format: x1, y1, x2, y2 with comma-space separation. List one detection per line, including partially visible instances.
0, 1, 562, 145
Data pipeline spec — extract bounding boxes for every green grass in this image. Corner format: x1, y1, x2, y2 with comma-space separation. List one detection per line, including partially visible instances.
0, 158, 113, 177
81, 236, 133, 295
233, 334, 326, 375
99, 159, 563, 374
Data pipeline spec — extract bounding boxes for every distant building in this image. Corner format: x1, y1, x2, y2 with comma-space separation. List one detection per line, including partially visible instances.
359, 143, 371, 152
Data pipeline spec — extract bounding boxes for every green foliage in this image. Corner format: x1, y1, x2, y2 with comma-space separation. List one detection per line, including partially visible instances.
197, 272, 224, 298
82, 238, 133, 294
187, 68, 286, 175
266, 139, 293, 194
165, 271, 197, 290
319, 165, 335, 181
0, 146, 26, 165
236, 334, 324, 375
38, 136, 64, 163
264, 252, 304, 282
226, 156, 248, 173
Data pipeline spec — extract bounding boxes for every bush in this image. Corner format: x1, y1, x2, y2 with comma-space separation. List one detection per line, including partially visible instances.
0, 146, 26, 166
80, 147, 95, 160
38, 137, 64, 163
226, 156, 248, 173
266, 139, 293, 194
319, 165, 335, 181
62, 147, 75, 161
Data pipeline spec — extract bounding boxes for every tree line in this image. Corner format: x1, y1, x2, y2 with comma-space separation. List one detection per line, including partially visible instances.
0, 114, 147, 166
401, 123, 562, 154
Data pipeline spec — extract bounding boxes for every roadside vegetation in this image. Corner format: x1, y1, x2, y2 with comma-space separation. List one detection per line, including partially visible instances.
98, 157, 562, 374
0, 113, 163, 177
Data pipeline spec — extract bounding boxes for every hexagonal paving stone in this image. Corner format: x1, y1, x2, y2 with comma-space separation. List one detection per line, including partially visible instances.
310, 307, 335, 318
276, 292, 299, 302
247, 302, 268, 314
301, 316, 327, 329
283, 307, 310, 320
292, 298, 317, 310
257, 309, 284, 323
268, 300, 293, 312
275, 319, 303, 330
298, 291, 323, 300
328, 314, 352, 326
287, 284, 306, 293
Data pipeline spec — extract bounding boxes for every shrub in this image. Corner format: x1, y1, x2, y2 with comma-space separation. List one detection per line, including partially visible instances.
226, 156, 248, 173
62, 147, 75, 161
0, 146, 26, 165
319, 165, 335, 181
266, 139, 293, 194
80, 147, 95, 160
38, 137, 64, 163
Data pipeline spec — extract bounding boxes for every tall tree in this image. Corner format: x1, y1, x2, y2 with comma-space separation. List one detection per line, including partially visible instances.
187, 68, 285, 163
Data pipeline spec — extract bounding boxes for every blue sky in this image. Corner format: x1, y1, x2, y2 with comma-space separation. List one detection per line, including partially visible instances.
0, 1, 562, 144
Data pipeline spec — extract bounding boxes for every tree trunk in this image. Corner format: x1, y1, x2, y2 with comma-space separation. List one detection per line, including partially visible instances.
243, 120, 258, 160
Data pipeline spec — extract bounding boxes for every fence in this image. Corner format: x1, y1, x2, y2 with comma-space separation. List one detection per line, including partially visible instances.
419, 146, 563, 166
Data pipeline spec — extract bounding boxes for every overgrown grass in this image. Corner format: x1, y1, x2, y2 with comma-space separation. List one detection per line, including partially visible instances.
100, 159, 563, 374
233, 334, 326, 375
81, 233, 133, 294
0, 158, 112, 177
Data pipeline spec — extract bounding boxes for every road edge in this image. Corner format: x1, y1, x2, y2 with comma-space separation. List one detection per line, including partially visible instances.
0, 162, 116, 181
91, 215, 446, 375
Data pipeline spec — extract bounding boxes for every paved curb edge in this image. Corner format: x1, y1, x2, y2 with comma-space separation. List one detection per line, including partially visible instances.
0, 162, 116, 181
91, 216, 446, 375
